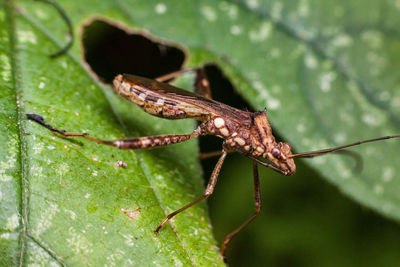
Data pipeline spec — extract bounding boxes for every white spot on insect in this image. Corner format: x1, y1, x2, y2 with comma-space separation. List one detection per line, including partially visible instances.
305, 53, 317, 69
319, 71, 336, 92
31, 202, 59, 236
66, 227, 93, 255
18, 30, 37, 44
0, 54, 11, 82
220, 127, 230, 136
115, 140, 122, 148
230, 25, 242, 35
155, 3, 167, 14
138, 93, 146, 101
141, 139, 151, 146
120, 82, 131, 95
6, 213, 19, 231
38, 81, 45, 89
201, 6, 217, 22
231, 132, 238, 137
249, 21, 272, 42
244, 145, 250, 151
214, 117, 225, 128
234, 137, 246, 146
373, 184, 384, 195
156, 98, 164, 105
247, 0, 259, 9
256, 146, 264, 153
382, 167, 394, 182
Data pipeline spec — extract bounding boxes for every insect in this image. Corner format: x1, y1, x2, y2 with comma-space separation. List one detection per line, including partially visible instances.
27, 67, 400, 260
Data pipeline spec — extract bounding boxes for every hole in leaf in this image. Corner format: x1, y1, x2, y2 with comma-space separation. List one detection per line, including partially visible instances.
81, 19, 186, 84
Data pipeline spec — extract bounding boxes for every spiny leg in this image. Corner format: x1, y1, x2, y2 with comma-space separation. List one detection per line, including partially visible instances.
221, 161, 261, 260
154, 148, 228, 233
27, 113, 203, 150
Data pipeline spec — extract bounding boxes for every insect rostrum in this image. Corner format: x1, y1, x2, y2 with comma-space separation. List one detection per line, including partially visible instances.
27, 67, 400, 260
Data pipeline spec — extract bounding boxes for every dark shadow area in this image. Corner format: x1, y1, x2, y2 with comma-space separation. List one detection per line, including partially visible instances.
81, 19, 186, 83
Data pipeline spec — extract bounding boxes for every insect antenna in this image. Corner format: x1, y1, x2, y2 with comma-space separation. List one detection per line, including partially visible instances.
290, 134, 400, 159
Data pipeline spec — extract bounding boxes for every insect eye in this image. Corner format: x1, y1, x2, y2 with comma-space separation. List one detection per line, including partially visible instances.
272, 148, 281, 158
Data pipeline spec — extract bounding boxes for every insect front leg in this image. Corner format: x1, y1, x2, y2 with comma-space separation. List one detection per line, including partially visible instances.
154, 148, 228, 233
221, 161, 261, 260
27, 113, 203, 150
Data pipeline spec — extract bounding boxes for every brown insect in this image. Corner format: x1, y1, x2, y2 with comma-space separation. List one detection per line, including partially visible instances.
27, 67, 400, 260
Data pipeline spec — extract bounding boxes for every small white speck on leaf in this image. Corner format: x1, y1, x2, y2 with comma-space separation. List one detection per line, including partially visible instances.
201, 6, 217, 22
6, 213, 19, 231
247, 0, 259, 9
249, 21, 272, 42
18, 30, 37, 44
155, 3, 167, 14
230, 25, 242, 35
319, 71, 336, 92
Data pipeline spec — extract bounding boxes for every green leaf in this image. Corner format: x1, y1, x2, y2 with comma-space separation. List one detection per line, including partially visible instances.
1, 0, 400, 266
1, 0, 222, 265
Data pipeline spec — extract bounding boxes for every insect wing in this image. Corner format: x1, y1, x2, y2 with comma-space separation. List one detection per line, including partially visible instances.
117, 74, 249, 122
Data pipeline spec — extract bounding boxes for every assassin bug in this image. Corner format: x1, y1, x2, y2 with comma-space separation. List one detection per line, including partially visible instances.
27, 67, 400, 259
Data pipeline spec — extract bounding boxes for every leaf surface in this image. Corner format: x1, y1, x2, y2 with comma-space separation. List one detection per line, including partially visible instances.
1, 0, 400, 265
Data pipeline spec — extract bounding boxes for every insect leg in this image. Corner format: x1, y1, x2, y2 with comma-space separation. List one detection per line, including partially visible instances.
155, 68, 200, 83
154, 148, 228, 233
221, 161, 261, 260
155, 67, 212, 99
27, 113, 203, 149
199, 150, 224, 160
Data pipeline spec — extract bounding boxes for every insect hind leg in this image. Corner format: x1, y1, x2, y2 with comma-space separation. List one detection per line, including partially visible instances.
27, 113, 203, 150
